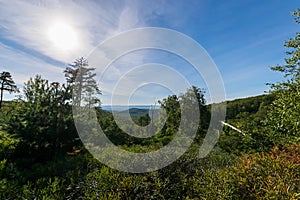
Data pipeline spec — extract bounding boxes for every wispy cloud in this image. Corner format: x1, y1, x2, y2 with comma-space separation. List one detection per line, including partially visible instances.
0, 0, 157, 103
0, 43, 65, 85
0, 0, 145, 63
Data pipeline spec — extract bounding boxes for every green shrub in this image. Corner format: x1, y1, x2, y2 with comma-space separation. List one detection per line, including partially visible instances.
215, 143, 299, 199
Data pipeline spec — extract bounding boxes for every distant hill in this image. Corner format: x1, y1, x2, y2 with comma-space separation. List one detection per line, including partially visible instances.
225, 94, 275, 120
117, 108, 150, 117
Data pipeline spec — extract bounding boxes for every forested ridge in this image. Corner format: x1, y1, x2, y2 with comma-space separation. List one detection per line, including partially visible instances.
0, 9, 300, 200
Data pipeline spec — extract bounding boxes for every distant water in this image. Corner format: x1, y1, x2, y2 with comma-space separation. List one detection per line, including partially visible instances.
101, 105, 160, 112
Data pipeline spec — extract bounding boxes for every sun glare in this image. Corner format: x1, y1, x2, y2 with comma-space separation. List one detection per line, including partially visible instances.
47, 22, 78, 51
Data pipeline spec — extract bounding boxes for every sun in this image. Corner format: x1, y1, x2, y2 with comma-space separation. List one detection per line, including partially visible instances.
47, 22, 78, 51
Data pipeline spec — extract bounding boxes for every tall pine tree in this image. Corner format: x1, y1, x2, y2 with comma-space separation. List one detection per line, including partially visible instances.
0, 71, 18, 109
64, 57, 101, 107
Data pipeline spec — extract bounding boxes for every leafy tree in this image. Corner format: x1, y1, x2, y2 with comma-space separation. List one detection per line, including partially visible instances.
265, 9, 300, 145
0, 71, 18, 109
158, 94, 181, 136
138, 114, 151, 127
158, 86, 208, 137
183, 86, 210, 131
7, 75, 77, 161
64, 57, 101, 107
271, 9, 300, 77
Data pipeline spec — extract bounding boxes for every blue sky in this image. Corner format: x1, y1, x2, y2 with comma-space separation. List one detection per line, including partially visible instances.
0, 0, 299, 105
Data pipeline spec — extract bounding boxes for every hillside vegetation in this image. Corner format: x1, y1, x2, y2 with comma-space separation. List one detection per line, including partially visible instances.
0, 9, 300, 200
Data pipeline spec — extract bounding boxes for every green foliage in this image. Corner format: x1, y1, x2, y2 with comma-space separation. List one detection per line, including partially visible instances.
271, 9, 300, 77
225, 94, 274, 120
225, 144, 300, 199
159, 94, 181, 136
158, 86, 209, 138
0, 130, 19, 159
217, 94, 275, 153
217, 9, 300, 153
137, 114, 151, 127
265, 9, 300, 146
65, 57, 101, 107
184, 143, 300, 200
6, 75, 77, 161
265, 79, 300, 145
96, 86, 209, 148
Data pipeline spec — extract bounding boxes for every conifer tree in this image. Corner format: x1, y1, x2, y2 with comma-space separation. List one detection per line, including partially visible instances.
64, 57, 101, 107
0, 71, 18, 109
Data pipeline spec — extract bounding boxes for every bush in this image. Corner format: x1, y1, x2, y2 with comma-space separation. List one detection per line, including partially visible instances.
204, 143, 300, 199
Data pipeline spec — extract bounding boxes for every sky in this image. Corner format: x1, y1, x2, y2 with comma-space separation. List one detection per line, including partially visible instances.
0, 0, 299, 105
